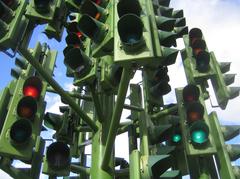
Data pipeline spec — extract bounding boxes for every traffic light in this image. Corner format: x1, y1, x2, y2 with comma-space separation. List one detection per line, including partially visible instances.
180, 28, 216, 84
169, 123, 182, 146
0, 43, 56, 161
0, 0, 28, 50
189, 28, 210, 73
25, 0, 59, 24
100, 55, 123, 93
143, 65, 171, 110
114, 0, 178, 66
210, 53, 240, 109
63, 29, 97, 85
42, 141, 71, 176
77, 0, 113, 57
176, 84, 216, 155
44, 0, 68, 41
181, 27, 239, 109
0, 75, 45, 160
208, 112, 240, 179
172, 9, 188, 39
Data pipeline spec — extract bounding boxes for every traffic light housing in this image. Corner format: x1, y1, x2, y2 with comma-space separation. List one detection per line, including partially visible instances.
0, 0, 28, 50
176, 84, 216, 155
180, 28, 214, 84
114, 0, 179, 66
44, 0, 68, 41
0, 75, 46, 160
25, 0, 59, 24
143, 65, 171, 110
42, 141, 71, 176
100, 55, 123, 93
181, 27, 240, 109
63, 28, 97, 85
210, 53, 240, 109
0, 43, 56, 161
77, 0, 114, 57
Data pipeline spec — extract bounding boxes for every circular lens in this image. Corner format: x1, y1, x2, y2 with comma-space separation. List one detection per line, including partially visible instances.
23, 76, 42, 99
17, 96, 37, 119
182, 84, 200, 102
172, 134, 181, 143
23, 86, 39, 98
186, 102, 204, 122
47, 142, 70, 169
10, 119, 32, 145
191, 129, 207, 144
34, 0, 51, 13
117, 14, 144, 53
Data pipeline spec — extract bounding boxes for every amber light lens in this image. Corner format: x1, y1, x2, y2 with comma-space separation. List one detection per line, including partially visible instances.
17, 96, 37, 119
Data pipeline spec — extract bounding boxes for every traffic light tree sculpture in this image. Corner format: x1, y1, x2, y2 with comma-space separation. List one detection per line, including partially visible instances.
0, 0, 239, 179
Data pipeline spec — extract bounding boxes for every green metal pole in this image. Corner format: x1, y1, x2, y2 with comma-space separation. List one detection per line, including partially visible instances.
18, 46, 98, 132
70, 165, 90, 175
128, 124, 141, 179
89, 85, 104, 122
208, 112, 236, 179
141, 73, 151, 156
101, 67, 132, 170
123, 104, 144, 112
90, 94, 115, 179
151, 105, 178, 120
129, 150, 141, 179
46, 86, 92, 101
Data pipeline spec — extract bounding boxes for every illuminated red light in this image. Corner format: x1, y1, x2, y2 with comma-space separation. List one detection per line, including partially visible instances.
23, 86, 40, 99
76, 32, 82, 38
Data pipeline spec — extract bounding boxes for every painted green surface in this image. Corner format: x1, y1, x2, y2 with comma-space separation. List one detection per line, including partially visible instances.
0, 0, 239, 179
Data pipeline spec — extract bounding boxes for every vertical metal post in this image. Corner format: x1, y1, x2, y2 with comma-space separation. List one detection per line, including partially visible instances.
128, 124, 141, 179
101, 67, 132, 169
129, 150, 141, 179
91, 94, 115, 179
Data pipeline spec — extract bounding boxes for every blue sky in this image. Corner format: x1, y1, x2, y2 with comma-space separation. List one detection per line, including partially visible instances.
0, 0, 240, 178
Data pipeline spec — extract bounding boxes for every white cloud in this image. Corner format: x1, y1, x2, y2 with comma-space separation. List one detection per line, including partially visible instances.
64, 82, 78, 91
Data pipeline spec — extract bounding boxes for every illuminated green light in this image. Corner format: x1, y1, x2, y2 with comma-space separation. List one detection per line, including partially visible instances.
172, 134, 181, 143
191, 129, 207, 144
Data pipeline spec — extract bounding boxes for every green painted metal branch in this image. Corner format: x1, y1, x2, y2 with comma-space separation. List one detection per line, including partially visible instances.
129, 150, 141, 179
0, 157, 30, 179
123, 104, 144, 111
74, 126, 92, 132
151, 105, 178, 120
70, 164, 90, 175
89, 85, 104, 122
101, 67, 133, 170
18, 46, 98, 132
117, 124, 131, 135
47, 86, 92, 101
